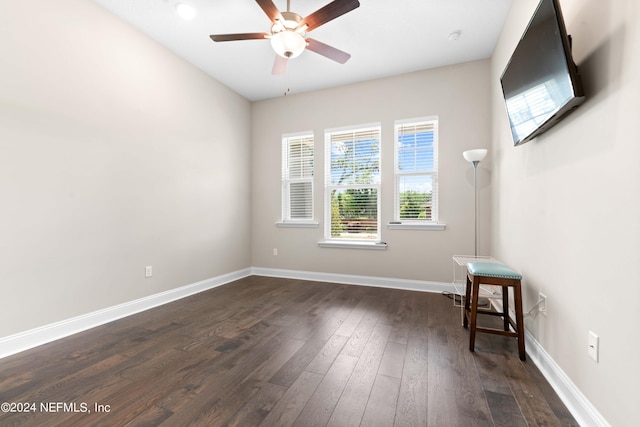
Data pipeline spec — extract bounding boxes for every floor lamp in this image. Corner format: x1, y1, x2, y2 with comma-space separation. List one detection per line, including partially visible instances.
463, 149, 487, 257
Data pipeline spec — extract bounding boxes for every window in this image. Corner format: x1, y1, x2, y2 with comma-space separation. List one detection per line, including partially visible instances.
325, 125, 381, 241
282, 132, 314, 222
394, 118, 438, 223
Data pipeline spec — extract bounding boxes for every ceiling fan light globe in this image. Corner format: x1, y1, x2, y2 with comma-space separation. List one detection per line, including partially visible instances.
271, 30, 306, 59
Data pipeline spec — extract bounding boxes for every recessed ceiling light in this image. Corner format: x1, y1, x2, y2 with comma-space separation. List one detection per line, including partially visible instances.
448, 31, 461, 41
175, 3, 196, 20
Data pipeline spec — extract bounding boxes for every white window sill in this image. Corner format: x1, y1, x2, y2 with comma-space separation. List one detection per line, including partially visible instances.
318, 240, 388, 250
276, 221, 319, 228
386, 222, 446, 231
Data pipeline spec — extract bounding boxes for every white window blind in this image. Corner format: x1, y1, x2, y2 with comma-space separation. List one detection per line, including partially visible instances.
325, 125, 381, 241
394, 118, 438, 222
282, 133, 314, 221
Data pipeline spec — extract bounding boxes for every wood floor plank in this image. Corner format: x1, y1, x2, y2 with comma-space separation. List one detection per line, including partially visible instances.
472, 352, 514, 396
449, 344, 494, 423
249, 337, 307, 382
502, 357, 564, 427
269, 299, 356, 388
225, 381, 287, 426
278, 285, 359, 342
340, 295, 382, 357
394, 331, 429, 427
258, 370, 324, 427
145, 332, 288, 425
394, 292, 431, 427
0, 276, 578, 427
360, 374, 401, 427
378, 341, 406, 379
426, 294, 464, 426
118, 348, 189, 382
305, 334, 349, 375
293, 354, 359, 427
522, 358, 580, 426
155, 357, 214, 415
429, 293, 494, 426
123, 404, 173, 427
181, 379, 270, 426
328, 323, 392, 427
485, 390, 528, 427
213, 303, 282, 339
373, 288, 404, 326
387, 295, 413, 345
334, 297, 369, 337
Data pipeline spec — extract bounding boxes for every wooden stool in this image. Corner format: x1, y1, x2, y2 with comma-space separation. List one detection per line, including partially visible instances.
463, 262, 526, 361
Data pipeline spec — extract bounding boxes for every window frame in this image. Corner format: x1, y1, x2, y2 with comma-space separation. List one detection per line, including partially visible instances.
280, 131, 316, 226
393, 117, 441, 228
323, 123, 383, 244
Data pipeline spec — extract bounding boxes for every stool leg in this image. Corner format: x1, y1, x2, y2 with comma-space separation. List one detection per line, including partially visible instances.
463, 274, 472, 328
469, 277, 480, 353
513, 282, 526, 361
502, 286, 510, 332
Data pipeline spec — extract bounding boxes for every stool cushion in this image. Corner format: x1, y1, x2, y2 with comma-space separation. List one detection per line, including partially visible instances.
467, 262, 522, 280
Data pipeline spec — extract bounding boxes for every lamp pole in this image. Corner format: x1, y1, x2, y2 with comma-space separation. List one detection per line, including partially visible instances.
463, 149, 488, 258
472, 160, 479, 257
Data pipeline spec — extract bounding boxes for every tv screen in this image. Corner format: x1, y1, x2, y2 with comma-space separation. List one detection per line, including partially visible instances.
500, 0, 585, 146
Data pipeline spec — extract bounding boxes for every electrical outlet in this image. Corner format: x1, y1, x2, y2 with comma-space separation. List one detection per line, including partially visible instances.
145, 266, 153, 278
273, 248, 278, 256
588, 331, 599, 362
538, 292, 547, 316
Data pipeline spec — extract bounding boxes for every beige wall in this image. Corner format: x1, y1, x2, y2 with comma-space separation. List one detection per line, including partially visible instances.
0, 0, 252, 337
491, 1, 640, 425
251, 60, 492, 282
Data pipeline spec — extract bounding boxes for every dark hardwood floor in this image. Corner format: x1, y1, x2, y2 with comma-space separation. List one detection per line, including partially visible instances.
0, 276, 578, 426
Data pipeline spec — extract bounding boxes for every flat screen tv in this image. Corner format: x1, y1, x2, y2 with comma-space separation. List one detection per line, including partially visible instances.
500, 0, 585, 146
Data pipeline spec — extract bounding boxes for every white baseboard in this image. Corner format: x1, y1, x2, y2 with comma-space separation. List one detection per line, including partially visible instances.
0, 267, 607, 427
0, 268, 252, 359
525, 330, 610, 427
250, 267, 454, 294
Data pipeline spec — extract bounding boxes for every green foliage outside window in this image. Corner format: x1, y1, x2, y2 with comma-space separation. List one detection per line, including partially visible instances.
399, 190, 432, 220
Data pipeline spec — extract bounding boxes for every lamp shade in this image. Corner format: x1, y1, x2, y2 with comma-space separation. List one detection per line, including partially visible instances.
463, 149, 488, 163
271, 30, 306, 58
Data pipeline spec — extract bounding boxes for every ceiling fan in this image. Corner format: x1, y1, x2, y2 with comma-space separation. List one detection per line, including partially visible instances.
210, 0, 360, 75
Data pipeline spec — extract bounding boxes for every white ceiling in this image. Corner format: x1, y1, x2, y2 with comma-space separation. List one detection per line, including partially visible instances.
93, 0, 512, 101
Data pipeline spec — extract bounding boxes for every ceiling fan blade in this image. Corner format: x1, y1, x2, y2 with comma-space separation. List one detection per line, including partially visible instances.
255, 0, 283, 23
306, 38, 351, 64
272, 55, 288, 75
300, 0, 360, 32
210, 33, 270, 42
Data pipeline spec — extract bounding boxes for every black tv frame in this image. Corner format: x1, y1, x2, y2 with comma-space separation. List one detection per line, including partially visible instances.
500, 0, 585, 146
